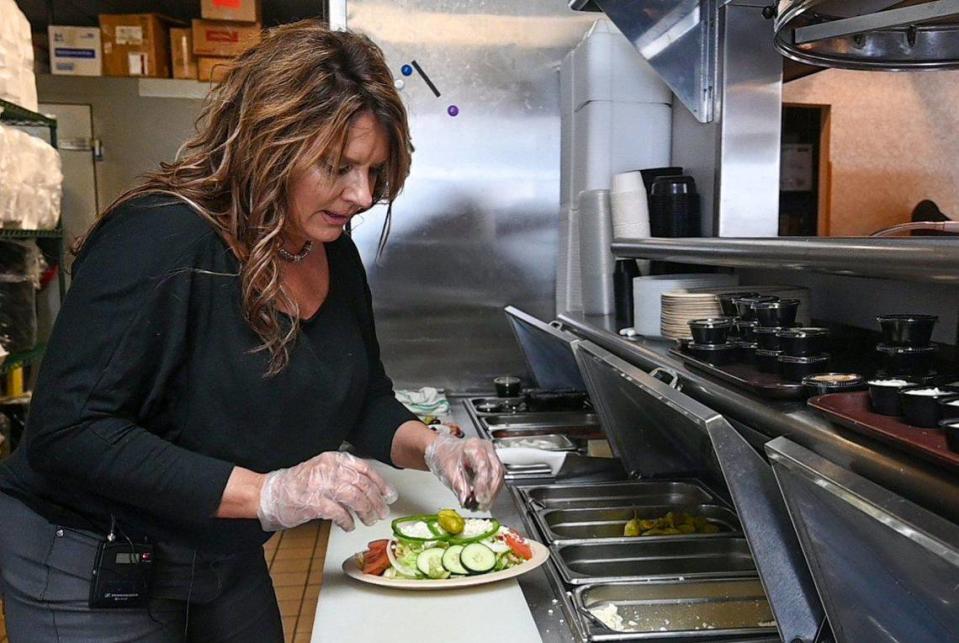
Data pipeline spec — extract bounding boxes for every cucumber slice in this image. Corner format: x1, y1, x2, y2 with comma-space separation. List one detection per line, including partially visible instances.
442, 545, 468, 575
460, 543, 496, 574
416, 548, 449, 579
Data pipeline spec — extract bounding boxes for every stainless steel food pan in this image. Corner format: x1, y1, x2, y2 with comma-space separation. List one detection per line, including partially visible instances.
493, 434, 578, 452
552, 537, 757, 585
573, 579, 776, 640
518, 480, 717, 510
535, 505, 741, 544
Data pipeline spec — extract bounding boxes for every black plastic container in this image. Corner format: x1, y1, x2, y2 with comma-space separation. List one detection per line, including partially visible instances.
717, 292, 759, 317
687, 342, 738, 366
733, 295, 778, 321
779, 354, 830, 382
938, 419, 959, 452
937, 395, 959, 423
755, 349, 782, 374
876, 343, 938, 378
649, 175, 701, 238
735, 319, 759, 342
754, 299, 800, 327
899, 386, 958, 428
753, 327, 785, 351
802, 373, 867, 397
688, 317, 735, 345
777, 328, 830, 357
737, 341, 758, 365
877, 314, 938, 346
868, 378, 917, 416
493, 376, 521, 397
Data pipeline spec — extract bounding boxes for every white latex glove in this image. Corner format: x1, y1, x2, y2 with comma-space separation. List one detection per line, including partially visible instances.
424, 434, 506, 512
257, 452, 398, 532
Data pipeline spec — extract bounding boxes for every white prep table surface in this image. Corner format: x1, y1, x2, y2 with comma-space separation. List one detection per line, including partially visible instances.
311, 463, 542, 642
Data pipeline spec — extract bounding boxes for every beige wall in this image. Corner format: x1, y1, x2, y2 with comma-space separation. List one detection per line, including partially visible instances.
783, 69, 959, 236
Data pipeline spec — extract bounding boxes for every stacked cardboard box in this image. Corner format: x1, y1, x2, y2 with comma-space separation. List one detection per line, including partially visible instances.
99, 14, 178, 78
193, 0, 261, 83
170, 28, 197, 79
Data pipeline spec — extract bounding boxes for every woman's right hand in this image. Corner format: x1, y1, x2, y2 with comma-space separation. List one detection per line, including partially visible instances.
257, 452, 398, 532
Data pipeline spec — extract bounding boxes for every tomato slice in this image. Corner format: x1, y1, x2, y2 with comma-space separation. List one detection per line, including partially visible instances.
362, 550, 390, 575
504, 533, 533, 560
367, 539, 389, 552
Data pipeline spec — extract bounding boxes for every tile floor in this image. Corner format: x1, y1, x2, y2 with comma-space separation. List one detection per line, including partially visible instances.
0, 520, 332, 643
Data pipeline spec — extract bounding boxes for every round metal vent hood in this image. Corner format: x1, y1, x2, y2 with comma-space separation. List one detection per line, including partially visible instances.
774, 0, 959, 70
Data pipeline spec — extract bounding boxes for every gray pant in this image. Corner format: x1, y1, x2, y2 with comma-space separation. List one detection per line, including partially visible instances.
0, 492, 284, 642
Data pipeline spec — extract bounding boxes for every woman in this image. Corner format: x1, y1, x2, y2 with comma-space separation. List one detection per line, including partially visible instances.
0, 20, 504, 641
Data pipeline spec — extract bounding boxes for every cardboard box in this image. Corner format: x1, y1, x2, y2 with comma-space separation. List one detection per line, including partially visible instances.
99, 14, 174, 78
48, 26, 102, 76
170, 28, 197, 79
201, 0, 261, 23
192, 19, 261, 57
197, 56, 232, 83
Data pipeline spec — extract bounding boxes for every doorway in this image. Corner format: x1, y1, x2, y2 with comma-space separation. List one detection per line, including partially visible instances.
779, 104, 830, 236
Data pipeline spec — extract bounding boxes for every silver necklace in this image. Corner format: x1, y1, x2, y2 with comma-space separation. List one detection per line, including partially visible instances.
278, 240, 313, 263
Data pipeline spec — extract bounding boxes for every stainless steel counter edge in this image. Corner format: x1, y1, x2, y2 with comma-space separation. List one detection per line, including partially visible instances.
611, 237, 959, 283
557, 311, 959, 524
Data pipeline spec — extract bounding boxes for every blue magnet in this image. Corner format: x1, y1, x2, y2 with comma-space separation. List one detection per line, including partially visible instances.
447, 105, 459, 117
400, 64, 413, 76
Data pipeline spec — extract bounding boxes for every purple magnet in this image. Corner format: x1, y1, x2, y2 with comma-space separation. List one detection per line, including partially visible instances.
447, 105, 459, 117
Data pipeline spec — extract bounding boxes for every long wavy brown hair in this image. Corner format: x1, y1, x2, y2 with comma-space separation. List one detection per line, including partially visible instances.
76, 20, 412, 375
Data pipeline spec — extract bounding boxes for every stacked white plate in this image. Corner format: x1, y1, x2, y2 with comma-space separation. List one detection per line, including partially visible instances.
686, 284, 813, 326
661, 291, 725, 340
632, 274, 739, 338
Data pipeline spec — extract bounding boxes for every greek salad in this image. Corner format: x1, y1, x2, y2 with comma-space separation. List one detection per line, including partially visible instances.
358, 509, 534, 580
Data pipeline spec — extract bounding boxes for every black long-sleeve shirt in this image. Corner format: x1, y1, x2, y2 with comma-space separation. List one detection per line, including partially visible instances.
0, 195, 416, 553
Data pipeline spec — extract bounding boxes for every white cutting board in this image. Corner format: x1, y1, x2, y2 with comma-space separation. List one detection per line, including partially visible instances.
311, 464, 541, 643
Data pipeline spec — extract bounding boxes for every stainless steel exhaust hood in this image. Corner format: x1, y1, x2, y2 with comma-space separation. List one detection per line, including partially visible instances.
570, 0, 726, 123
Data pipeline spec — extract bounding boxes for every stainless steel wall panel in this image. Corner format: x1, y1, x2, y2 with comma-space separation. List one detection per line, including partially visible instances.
336, 0, 595, 389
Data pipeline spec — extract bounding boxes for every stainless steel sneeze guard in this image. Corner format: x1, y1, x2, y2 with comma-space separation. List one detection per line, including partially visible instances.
571, 340, 723, 482
505, 306, 587, 391
569, 339, 825, 642
767, 437, 959, 643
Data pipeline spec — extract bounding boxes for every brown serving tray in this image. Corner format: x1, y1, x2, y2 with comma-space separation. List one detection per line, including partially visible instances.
809, 391, 959, 472
668, 346, 805, 400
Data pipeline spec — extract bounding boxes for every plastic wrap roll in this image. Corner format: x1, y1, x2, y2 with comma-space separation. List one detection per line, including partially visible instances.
578, 189, 614, 315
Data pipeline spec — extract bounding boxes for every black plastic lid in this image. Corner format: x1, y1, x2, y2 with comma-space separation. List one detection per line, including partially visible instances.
778, 327, 830, 338
778, 353, 829, 364
876, 314, 938, 323
689, 317, 734, 328
875, 343, 939, 355
754, 326, 786, 335
688, 342, 738, 351
650, 174, 697, 196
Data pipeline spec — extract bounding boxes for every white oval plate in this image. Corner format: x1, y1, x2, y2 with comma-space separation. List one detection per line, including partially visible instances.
342, 541, 550, 590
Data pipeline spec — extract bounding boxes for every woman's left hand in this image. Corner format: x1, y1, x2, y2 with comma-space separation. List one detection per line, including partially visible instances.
424, 433, 505, 511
